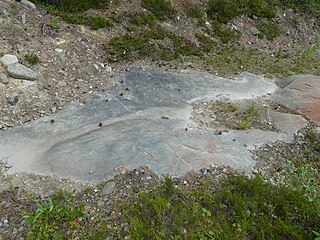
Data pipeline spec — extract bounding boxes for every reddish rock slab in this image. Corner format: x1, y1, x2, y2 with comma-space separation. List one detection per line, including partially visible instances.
271, 75, 320, 125
298, 100, 320, 123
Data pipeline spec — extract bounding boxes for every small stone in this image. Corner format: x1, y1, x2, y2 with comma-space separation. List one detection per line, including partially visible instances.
0, 54, 18, 67
51, 106, 57, 113
161, 115, 169, 119
6, 93, 19, 105
250, 26, 259, 36
7, 63, 37, 80
20, 0, 36, 9
0, 73, 9, 84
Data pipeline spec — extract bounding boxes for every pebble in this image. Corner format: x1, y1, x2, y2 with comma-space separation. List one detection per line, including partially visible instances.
7, 63, 37, 80
0, 54, 18, 67
0, 73, 9, 84
6, 93, 19, 105
20, 0, 36, 9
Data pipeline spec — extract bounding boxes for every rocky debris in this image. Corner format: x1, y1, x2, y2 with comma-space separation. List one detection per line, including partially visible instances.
20, 0, 36, 10
7, 63, 37, 81
6, 93, 19, 106
0, 73, 9, 84
0, 54, 18, 67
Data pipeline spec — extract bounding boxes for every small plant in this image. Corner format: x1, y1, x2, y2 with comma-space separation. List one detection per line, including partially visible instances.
24, 191, 84, 239
24, 52, 40, 65
49, 17, 60, 30
238, 105, 258, 129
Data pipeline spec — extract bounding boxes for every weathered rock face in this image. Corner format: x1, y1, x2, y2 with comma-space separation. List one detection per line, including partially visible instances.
7, 63, 37, 80
0, 54, 18, 67
1, 68, 310, 183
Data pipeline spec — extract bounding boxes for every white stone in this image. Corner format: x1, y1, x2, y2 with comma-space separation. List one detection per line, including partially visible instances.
0, 54, 18, 67
55, 48, 64, 53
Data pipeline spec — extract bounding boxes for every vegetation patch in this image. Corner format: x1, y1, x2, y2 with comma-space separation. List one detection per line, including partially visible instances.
24, 52, 40, 65
119, 174, 320, 239
106, 26, 202, 62
141, 0, 177, 20
23, 191, 84, 239
32, 0, 111, 13
256, 21, 281, 40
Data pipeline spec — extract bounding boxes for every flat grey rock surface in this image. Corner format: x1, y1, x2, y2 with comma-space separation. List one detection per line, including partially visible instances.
0, 68, 310, 182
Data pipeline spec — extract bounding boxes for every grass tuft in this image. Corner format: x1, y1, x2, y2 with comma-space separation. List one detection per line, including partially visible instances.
24, 52, 40, 65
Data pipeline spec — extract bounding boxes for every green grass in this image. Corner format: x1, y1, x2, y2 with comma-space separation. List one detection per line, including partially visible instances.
24, 52, 40, 65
